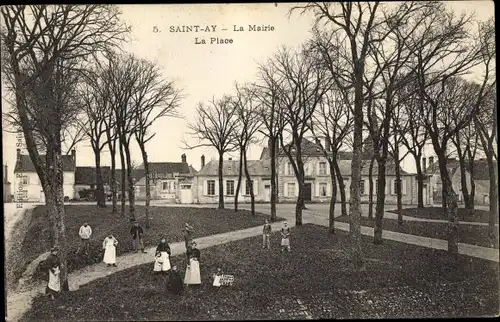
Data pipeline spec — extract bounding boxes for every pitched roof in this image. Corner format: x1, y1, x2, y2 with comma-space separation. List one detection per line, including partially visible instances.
196, 159, 271, 177
75, 166, 111, 185
111, 169, 145, 189
14, 154, 75, 172
137, 162, 191, 176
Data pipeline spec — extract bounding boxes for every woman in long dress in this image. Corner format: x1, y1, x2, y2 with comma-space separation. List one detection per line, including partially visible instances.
45, 247, 61, 300
103, 234, 118, 267
153, 237, 171, 273
184, 241, 201, 286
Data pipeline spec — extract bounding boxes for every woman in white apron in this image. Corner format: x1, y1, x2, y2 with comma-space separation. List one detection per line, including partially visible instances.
45, 247, 61, 300
153, 237, 171, 273
184, 241, 201, 286
103, 234, 118, 267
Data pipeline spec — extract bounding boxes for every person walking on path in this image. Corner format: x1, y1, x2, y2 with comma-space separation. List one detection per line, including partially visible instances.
184, 241, 201, 286
45, 247, 61, 300
78, 221, 92, 255
183, 223, 194, 249
167, 265, 184, 295
280, 222, 291, 253
102, 234, 118, 267
153, 237, 172, 274
262, 219, 272, 249
130, 221, 147, 253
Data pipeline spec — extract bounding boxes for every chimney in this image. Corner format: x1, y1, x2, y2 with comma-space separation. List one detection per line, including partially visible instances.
201, 155, 205, 169
429, 156, 434, 167
423, 157, 427, 172
71, 149, 76, 166
181, 153, 187, 163
17, 148, 21, 161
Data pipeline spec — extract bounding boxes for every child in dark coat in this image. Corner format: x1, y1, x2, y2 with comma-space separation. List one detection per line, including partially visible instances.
167, 265, 184, 295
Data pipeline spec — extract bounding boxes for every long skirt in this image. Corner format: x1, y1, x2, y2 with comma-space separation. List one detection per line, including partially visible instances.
46, 267, 61, 294
281, 237, 290, 247
184, 258, 201, 285
153, 251, 171, 272
103, 245, 117, 264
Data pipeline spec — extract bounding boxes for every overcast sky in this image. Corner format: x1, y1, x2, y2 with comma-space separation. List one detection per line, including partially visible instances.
2, 2, 495, 180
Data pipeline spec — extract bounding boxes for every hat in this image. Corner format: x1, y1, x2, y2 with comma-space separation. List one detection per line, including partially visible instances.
191, 240, 197, 246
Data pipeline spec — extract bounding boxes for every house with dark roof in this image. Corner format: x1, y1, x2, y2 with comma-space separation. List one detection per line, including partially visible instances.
194, 155, 271, 204
74, 166, 112, 200
134, 154, 198, 203
13, 149, 76, 202
423, 156, 496, 206
260, 138, 415, 204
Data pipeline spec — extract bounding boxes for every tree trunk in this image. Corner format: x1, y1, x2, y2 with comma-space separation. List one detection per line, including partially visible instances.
139, 144, 150, 228
234, 147, 243, 212
123, 138, 136, 222
243, 148, 255, 216
333, 159, 348, 217
108, 134, 117, 213
270, 137, 278, 222
218, 152, 225, 209
486, 152, 498, 239
415, 153, 424, 208
349, 62, 364, 270
455, 132, 471, 209
119, 137, 126, 217
295, 178, 304, 226
94, 150, 106, 208
46, 144, 70, 292
368, 155, 375, 220
466, 147, 476, 211
374, 155, 387, 245
394, 138, 403, 226
436, 154, 459, 255
329, 163, 337, 234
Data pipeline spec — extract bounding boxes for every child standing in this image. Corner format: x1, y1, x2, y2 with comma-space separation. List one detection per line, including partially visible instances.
262, 219, 272, 249
280, 222, 291, 253
213, 268, 223, 287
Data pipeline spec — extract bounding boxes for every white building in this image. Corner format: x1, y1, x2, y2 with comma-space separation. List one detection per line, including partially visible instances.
13, 149, 76, 202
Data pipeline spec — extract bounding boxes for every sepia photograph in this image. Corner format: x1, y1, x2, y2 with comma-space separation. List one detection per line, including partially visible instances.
1, 2, 498, 321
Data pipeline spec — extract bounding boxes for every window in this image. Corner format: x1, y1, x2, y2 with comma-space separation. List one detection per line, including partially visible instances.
360, 180, 365, 195
319, 183, 327, 197
207, 180, 215, 196
287, 183, 295, 197
245, 180, 254, 195
226, 180, 235, 196
319, 162, 327, 175
22, 175, 29, 185
287, 162, 293, 175
375, 180, 379, 195
393, 179, 398, 195
162, 182, 168, 191
304, 163, 309, 176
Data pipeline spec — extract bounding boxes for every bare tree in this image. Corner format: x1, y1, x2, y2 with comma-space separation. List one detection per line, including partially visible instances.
255, 62, 285, 222
132, 58, 183, 227
294, 1, 388, 269
233, 83, 263, 216
471, 18, 497, 238
310, 86, 353, 233
79, 66, 112, 208
270, 45, 330, 226
410, 5, 492, 254
184, 96, 239, 209
1, 4, 129, 291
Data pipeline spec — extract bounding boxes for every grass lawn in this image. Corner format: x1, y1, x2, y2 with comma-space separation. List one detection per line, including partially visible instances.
335, 216, 499, 249
22, 224, 499, 321
388, 207, 498, 224
16, 205, 280, 284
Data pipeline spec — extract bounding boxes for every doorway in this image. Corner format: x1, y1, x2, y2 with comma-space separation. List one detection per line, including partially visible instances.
304, 183, 312, 201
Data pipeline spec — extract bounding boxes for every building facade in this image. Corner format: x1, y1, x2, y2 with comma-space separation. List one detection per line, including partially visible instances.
13, 149, 76, 202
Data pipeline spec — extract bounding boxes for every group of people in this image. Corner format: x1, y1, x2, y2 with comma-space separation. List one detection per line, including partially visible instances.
263, 220, 291, 253
45, 218, 291, 299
